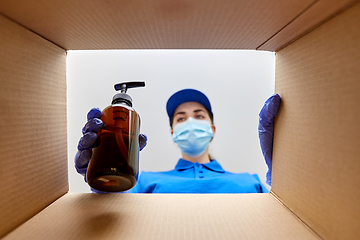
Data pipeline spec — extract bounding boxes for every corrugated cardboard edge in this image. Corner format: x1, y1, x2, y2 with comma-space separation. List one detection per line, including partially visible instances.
258, 0, 359, 52
1, 191, 69, 238
0, 14, 64, 50
255, 0, 318, 50
270, 191, 322, 240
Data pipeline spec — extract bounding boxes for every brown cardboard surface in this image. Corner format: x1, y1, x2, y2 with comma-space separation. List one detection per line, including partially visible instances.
0, 15, 68, 238
0, 0, 359, 239
0, 0, 313, 50
258, 0, 358, 51
3, 193, 319, 240
273, 2, 360, 240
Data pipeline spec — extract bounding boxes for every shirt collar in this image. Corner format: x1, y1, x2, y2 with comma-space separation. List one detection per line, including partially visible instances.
175, 159, 225, 173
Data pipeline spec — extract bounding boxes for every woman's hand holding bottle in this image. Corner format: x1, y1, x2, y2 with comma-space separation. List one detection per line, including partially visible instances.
74, 107, 147, 179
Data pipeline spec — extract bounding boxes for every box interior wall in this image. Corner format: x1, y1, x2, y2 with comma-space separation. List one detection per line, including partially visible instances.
0, 1, 359, 239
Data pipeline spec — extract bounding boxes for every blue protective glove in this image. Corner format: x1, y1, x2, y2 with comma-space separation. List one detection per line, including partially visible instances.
74, 108, 148, 180
258, 94, 281, 186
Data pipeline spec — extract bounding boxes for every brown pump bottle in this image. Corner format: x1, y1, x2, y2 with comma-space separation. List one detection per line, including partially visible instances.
87, 81, 145, 192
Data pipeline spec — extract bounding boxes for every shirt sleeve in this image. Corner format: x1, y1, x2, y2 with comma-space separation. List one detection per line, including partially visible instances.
252, 174, 270, 193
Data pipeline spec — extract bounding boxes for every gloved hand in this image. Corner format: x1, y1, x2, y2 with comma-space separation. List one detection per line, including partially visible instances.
258, 94, 281, 186
74, 107, 148, 180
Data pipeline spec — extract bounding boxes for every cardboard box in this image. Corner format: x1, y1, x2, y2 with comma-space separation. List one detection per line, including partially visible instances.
0, 0, 359, 239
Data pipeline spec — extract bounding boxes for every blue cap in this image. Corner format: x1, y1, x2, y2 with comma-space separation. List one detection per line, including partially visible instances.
166, 89, 213, 125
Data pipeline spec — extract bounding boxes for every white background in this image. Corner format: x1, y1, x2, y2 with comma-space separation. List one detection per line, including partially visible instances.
66, 50, 275, 193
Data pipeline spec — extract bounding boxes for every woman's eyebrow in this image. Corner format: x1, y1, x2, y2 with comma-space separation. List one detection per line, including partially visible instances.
174, 111, 186, 117
193, 109, 206, 113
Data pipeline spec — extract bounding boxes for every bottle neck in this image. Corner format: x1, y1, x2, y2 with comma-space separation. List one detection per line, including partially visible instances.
112, 98, 132, 107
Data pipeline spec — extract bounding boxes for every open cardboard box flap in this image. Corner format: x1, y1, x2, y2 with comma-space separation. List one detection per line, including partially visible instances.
3, 193, 319, 240
0, 0, 359, 239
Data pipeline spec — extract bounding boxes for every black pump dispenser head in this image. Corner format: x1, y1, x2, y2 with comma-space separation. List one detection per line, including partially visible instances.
112, 81, 145, 107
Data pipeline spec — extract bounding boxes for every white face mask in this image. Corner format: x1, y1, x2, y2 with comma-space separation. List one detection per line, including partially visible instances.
172, 117, 213, 157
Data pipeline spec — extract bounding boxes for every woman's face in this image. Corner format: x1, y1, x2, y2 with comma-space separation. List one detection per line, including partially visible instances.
171, 101, 213, 129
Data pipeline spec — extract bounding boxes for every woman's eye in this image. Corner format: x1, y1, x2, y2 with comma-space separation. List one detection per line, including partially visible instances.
177, 117, 185, 122
196, 115, 204, 119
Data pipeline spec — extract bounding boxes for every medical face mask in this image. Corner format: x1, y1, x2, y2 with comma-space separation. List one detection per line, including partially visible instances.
172, 117, 213, 157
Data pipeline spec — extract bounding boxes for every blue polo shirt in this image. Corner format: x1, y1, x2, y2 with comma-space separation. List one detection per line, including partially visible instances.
130, 159, 269, 193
